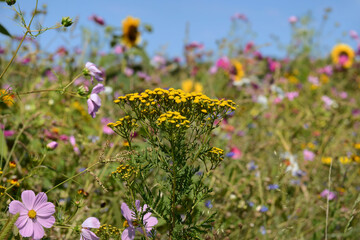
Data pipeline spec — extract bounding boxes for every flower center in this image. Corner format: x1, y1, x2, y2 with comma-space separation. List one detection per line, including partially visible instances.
28, 209, 36, 219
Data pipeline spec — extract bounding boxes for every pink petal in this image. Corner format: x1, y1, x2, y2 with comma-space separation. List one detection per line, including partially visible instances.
37, 215, 55, 228
135, 200, 141, 212
35, 202, 55, 217
145, 216, 158, 229
81, 228, 99, 240
82, 217, 100, 229
9, 200, 28, 215
21, 190, 35, 210
89, 94, 101, 106
32, 220, 45, 239
121, 203, 135, 221
87, 99, 94, 115
18, 218, 34, 237
121, 227, 136, 240
15, 215, 29, 229
33, 192, 48, 209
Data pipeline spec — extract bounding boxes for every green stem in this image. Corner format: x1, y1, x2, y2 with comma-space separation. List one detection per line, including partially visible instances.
45, 162, 99, 194
62, 72, 84, 93
0, 0, 39, 80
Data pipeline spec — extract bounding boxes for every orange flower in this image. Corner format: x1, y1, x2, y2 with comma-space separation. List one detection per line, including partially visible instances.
0, 89, 14, 107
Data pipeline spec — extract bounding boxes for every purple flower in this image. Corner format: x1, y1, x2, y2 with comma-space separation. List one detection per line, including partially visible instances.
205, 200, 213, 209
87, 84, 104, 118
320, 189, 336, 200
267, 184, 279, 190
321, 95, 336, 109
9, 190, 55, 239
84, 62, 104, 82
46, 141, 58, 150
121, 200, 158, 240
80, 217, 100, 240
350, 30, 359, 40
303, 149, 315, 161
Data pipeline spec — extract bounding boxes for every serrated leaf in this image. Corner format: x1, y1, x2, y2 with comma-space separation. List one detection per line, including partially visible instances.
0, 128, 8, 158
0, 24, 11, 37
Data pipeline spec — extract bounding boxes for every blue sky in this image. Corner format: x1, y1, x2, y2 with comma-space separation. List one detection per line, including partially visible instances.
1, 0, 360, 58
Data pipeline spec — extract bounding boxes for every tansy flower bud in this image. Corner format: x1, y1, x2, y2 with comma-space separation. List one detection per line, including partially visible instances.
46, 141, 58, 150
61, 17, 73, 27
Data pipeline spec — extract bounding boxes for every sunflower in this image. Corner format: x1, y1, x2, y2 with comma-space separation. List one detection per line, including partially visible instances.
122, 16, 141, 48
0, 89, 14, 107
229, 59, 244, 82
331, 43, 355, 68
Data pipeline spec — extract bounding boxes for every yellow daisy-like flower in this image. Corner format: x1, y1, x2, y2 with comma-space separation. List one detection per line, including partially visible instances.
122, 16, 141, 48
339, 156, 351, 165
230, 59, 244, 82
331, 43, 355, 68
0, 89, 14, 107
181, 79, 203, 93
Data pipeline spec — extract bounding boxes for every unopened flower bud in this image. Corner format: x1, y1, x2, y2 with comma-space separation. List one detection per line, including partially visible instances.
61, 17, 73, 27
77, 85, 89, 96
6, 0, 16, 6
46, 141, 58, 150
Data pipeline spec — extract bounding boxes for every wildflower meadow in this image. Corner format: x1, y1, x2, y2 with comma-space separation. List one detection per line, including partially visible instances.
1, 1, 360, 239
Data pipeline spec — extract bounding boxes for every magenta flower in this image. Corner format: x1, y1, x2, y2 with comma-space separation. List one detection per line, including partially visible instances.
9, 190, 55, 239
215, 56, 231, 71
121, 200, 158, 240
230, 147, 242, 159
80, 217, 100, 240
87, 84, 105, 118
69, 135, 80, 155
84, 62, 104, 82
89, 14, 105, 26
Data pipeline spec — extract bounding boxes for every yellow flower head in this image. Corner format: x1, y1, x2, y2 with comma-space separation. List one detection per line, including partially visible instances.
0, 89, 14, 107
331, 43, 355, 68
122, 16, 141, 48
181, 79, 203, 93
229, 59, 244, 82
339, 156, 351, 165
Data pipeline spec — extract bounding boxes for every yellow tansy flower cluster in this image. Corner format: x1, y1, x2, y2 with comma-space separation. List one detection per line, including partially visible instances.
107, 116, 138, 138
157, 111, 190, 128
321, 157, 332, 165
95, 224, 121, 238
110, 164, 138, 181
206, 147, 225, 168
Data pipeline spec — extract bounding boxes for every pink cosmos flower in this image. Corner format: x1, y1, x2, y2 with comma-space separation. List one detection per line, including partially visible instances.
230, 147, 242, 159
349, 30, 359, 40
124, 67, 134, 77
85, 62, 104, 82
121, 200, 158, 240
9, 190, 55, 239
288, 16, 298, 24
4, 130, 15, 137
215, 56, 231, 71
89, 14, 105, 26
285, 91, 299, 101
101, 118, 114, 135
321, 95, 336, 109
308, 76, 319, 85
320, 189, 336, 200
69, 135, 80, 155
268, 58, 281, 72
80, 217, 100, 240
46, 141, 58, 150
114, 45, 126, 55
303, 149, 315, 161
339, 91, 348, 99
87, 84, 105, 118
209, 65, 218, 75
231, 13, 248, 22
